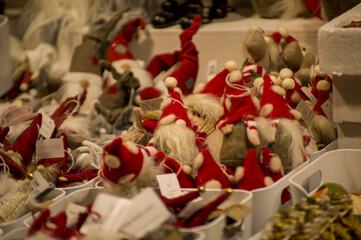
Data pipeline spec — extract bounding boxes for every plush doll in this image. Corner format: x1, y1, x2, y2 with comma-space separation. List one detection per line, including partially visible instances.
160, 156, 196, 188
150, 91, 199, 165
94, 60, 140, 125
99, 137, 161, 196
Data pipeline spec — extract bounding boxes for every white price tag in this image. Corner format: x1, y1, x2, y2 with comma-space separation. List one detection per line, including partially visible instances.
153, 62, 180, 84
321, 99, 333, 121
301, 87, 317, 104
296, 100, 315, 127
39, 112, 55, 139
36, 138, 65, 161
206, 59, 218, 78
90, 147, 101, 169
29, 170, 50, 198
156, 173, 181, 198
116, 188, 171, 239
65, 203, 87, 227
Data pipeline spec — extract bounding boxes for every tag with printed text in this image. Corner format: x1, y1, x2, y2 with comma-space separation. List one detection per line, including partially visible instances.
301, 87, 317, 104
296, 100, 315, 127
66, 203, 87, 227
156, 173, 181, 198
36, 138, 65, 161
206, 59, 218, 78
39, 112, 55, 139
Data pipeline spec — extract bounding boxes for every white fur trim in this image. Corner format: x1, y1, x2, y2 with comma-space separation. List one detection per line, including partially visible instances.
317, 80, 331, 91
159, 114, 176, 126
260, 104, 273, 117
282, 78, 295, 90
290, 109, 302, 120
105, 155, 120, 169
164, 76, 178, 88
229, 69, 242, 83
204, 179, 222, 189
160, 98, 172, 111
123, 141, 139, 155
182, 165, 192, 175
271, 85, 286, 96
270, 155, 282, 173
193, 83, 205, 94
225, 60, 237, 71
264, 176, 274, 186
277, 26, 289, 38
235, 166, 244, 182
117, 174, 135, 184
193, 152, 204, 170
175, 119, 187, 127
279, 68, 293, 80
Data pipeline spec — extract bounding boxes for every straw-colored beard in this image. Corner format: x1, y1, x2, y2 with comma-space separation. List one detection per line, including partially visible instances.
154, 123, 199, 165
310, 115, 337, 148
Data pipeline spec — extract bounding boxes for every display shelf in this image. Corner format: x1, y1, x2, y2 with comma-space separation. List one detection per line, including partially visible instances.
130, 10, 326, 84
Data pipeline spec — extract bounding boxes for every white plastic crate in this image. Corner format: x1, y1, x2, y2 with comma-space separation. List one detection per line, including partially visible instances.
290, 149, 361, 204
309, 140, 338, 162
180, 189, 253, 240
58, 176, 99, 195
0, 188, 65, 237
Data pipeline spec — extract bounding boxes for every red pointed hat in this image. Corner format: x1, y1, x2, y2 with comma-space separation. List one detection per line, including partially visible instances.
198, 67, 231, 99
9, 113, 42, 167
237, 148, 266, 191
163, 15, 201, 96
260, 74, 296, 119
100, 137, 144, 185
158, 91, 192, 129
106, 17, 145, 62
162, 157, 196, 188
194, 149, 233, 189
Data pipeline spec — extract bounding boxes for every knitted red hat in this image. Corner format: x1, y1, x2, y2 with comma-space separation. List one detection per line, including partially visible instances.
100, 137, 144, 185
260, 74, 301, 120
158, 91, 192, 129
194, 149, 233, 189
37, 133, 68, 171
9, 113, 42, 167
217, 69, 259, 128
311, 74, 332, 99
162, 157, 196, 188
163, 15, 201, 96
236, 149, 268, 191
106, 18, 145, 62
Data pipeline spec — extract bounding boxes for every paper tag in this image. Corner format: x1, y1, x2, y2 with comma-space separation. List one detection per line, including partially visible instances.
178, 191, 220, 219
139, 97, 163, 112
321, 99, 333, 121
65, 203, 87, 227
39, 112, 55, 139
223, 203, 252, 221
156, 173, 181, 198
29, 170, 50, 198
116, 188, 171, 239
80, 193, 132, 234
206, 59, 218, 78
296, 100, 315, 127
90, 147, 101, 169
301, 87, 317, 104
36, 138, 65, 161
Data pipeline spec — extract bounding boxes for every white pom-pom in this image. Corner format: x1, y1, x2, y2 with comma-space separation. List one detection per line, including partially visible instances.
279, 68, 293, 80
260, 104, 273, 117
225, 60, 237, 71
123, 141, 139, 155
182, 165, 193, 175
193, 152, 204, 170
19, 83, 29, 92
271, 85, 286, 96
235, 166, 244, 182
282, 78, 296, 90
317, 80, 331, 91
105, 155, 120, 169
164, 76, 178, 88
159, 114, 176, 126
277, 26, 288, 37
264, 176, 274, 186
160, 98, 172, 111
100, 128, 107, 134
229, 69, 242, 83
269, 155, 282, 173
175, 119, 186, 127
193, 83, 205, 94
